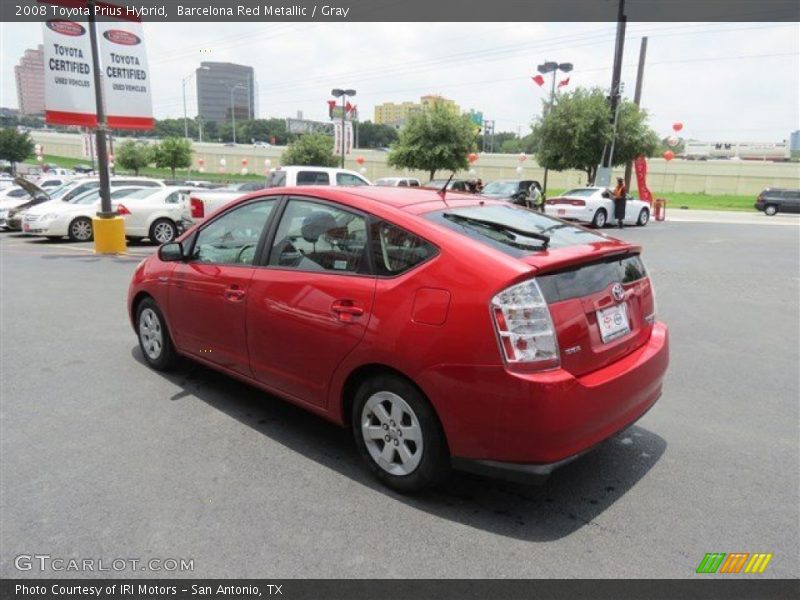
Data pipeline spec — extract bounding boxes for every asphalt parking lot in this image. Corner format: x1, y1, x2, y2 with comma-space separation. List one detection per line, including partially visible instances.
1, 215, 798, 579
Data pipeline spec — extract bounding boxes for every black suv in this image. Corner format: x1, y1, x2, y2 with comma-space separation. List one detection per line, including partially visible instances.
755, 188, 800, 216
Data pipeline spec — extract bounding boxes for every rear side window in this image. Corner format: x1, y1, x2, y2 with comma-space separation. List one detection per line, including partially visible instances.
408, 180, 420, 187
117, 180, 159, 187
371, 222, 437, 276
336, 172, 369, 186
781, 191, 800, 200
64, 182, 99, 201
269, 199, 368, 274
297, 171, 330, 185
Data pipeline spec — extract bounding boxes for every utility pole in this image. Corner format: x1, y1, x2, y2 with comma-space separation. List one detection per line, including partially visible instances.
87, 0, 112, 218
624, 36, 648, 190
537, 60, 573, 194
331, 88, 356, 168
598, 0, 627, 184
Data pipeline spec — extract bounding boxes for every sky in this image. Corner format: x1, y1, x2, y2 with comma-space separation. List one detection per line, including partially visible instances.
1, 20, 798, 141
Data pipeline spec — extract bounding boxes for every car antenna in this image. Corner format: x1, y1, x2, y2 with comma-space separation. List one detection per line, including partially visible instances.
438, 172, 454, 207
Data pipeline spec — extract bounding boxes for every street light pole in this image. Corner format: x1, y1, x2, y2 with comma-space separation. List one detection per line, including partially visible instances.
182, 66, 209, 140
537, 60, 573, 197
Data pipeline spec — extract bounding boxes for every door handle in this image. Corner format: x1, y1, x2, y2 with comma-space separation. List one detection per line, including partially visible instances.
224, 285, 246, 301
331, 299, 364, 322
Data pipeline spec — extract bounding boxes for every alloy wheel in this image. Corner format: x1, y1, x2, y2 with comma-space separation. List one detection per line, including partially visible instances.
71, 219, 92, 241
361, 391, 424, 476
153, 221, 176, 243
139, 308, 163, 360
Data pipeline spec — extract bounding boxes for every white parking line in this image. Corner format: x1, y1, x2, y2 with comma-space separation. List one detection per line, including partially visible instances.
665, 210, 800, 227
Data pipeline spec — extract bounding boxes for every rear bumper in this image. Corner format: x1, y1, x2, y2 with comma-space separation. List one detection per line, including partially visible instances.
545, 205, 592, 221
434, 323, 669, 477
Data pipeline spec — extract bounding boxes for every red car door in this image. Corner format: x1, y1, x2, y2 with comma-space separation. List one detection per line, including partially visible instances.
168, 198, 278, 375
247, 197, 376, 406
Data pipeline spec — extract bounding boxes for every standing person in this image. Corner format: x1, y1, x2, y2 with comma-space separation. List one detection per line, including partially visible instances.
613, 177, 627, 228
528, 182, 543, 211
475, 178, 484, 193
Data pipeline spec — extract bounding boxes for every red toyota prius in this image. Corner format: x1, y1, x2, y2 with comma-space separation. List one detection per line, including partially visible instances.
128, 186, 669, 492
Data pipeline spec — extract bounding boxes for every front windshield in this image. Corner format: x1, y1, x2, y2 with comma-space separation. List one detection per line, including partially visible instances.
426, 204, 606, 257
482, 181, 517, 196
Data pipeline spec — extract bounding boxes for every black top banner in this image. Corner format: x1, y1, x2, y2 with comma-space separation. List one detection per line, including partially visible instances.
2, 0, 799, 22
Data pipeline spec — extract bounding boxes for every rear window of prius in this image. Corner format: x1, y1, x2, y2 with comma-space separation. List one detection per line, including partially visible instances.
425, 204, 606, 257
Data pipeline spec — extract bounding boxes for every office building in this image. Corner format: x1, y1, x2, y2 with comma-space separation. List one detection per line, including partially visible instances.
374, 95, 461, 128
15, 45, 45, 115
196, 62, 256, 125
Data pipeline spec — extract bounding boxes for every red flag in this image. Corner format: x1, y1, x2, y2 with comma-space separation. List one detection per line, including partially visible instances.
327, 100, 337, 110
532, 74, 545, 86
345, 101, 354, 113
557, 77, 570, 88
634, 156, 653, 203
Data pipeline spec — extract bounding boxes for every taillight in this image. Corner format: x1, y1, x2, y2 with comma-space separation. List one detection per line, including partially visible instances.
116, 204, 131, 215
547, 198, 585, 206
568, 199, 586, 206
491, 279, 560, 370
190, 197, 204, 218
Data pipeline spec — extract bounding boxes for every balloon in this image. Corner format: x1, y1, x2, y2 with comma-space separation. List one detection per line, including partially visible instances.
468, 168, 476, 175
518, 153, 527, 162
36, 155, 43, 162
663, 150, 675, 161
515, 166, 523, 174
198, 166, 205, 173
241, 167, 248, 175
672, 122, 683, 132
667, 136, 679, 147
264, 158, 272, 167
198, 158, 205, 165
467, 152, 478, 164
241, 158, 248, 166
359, 167, 367, 174
219, 158, 226, 166
355, 156, 365, 165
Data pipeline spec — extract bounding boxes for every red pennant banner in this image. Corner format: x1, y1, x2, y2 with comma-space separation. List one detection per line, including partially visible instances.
532, 74, 545, 86
557, 77, 570, 88
634, 156, 653, 203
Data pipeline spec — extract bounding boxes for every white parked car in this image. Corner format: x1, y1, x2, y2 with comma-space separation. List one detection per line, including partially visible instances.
21, 187, 147, 241
544, 187, 651, 228
374, 177, 421, 187
115, 187, 198, 244
189, 166, 371, 222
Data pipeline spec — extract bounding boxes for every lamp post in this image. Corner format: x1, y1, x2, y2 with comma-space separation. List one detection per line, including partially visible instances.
230, 83, 246, 144
331, 88, 356, 168
182, 66, 209, 140
537, 60, 573, 197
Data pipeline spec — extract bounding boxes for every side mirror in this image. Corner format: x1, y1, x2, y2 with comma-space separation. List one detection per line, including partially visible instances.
158, 242, 184, 262
601, 190, 611, 199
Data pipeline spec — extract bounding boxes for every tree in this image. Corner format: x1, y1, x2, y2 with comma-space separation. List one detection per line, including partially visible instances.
531, 87, 659, 183
388, 103, 477, 179
356, 121, 398, 149
115, 140, 153, 175
281, 133, 338, 167
153, 137, 192, 178
0, 127, 34, 174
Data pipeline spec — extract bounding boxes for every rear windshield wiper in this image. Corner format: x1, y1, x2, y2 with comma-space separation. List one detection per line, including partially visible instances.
443, 213, 550, 248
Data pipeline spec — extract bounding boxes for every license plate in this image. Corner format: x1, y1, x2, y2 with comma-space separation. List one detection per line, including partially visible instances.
557, 208, 566, 215
596, 303, 630, 343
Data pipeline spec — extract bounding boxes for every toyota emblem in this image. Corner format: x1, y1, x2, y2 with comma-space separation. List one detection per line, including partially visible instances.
611, 283, 625, 302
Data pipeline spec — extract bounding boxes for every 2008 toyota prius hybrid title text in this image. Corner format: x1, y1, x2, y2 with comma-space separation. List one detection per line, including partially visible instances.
128, 185, 669, 492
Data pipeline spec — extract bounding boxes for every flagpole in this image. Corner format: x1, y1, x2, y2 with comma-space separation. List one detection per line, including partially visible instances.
87, 0, 112, 217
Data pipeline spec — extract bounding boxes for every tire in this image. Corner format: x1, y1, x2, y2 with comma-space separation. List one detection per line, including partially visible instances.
636, 208, 650, 226
136, 297, 178, 371
591, 208, 607, 228
352, 374, 450, 493
149, 219, 177, 244
764, 205, 778, 216
68, 217, 93, 242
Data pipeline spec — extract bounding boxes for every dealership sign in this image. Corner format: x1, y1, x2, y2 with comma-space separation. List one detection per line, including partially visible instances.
41, 3, 153, 129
